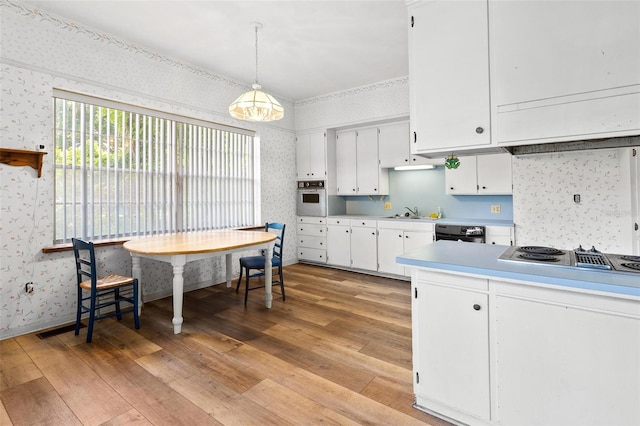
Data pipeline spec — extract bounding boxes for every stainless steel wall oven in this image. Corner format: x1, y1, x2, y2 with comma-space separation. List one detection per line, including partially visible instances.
296, 180, 326, 217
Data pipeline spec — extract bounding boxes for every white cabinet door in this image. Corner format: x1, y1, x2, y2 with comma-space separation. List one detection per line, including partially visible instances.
379, 121, 410, 168
336, 130, 357, 195
296, 131, 327, 179
494, 292, 640, 426
446, 153, 512, 195
490, 0, 640, 144
413, 281, 490, 421
377, 228, 405, 275
350, 224, 377, 271
445, 155, 477, 194
327, 223, 351, 267
477, 153, 512, 195
296, 133, 311, 179
307, 131, 326, 179
409, 0, 492, 154
355, 127, 381, 194
485, 225, 514, 246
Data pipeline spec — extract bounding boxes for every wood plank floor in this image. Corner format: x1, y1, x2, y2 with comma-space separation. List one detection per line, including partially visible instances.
1, 263, 451, 425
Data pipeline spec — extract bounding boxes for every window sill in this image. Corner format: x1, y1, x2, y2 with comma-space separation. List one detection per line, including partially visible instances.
42, 225, 266, 253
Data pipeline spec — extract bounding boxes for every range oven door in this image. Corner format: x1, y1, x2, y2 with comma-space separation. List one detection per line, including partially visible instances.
297, 189, 326, 217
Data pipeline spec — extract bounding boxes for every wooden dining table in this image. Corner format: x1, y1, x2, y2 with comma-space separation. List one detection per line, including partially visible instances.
123, 230, 277, 334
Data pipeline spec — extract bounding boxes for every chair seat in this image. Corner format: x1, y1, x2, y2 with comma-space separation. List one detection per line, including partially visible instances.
80, 274, 135, 290
239, 255, 281, 270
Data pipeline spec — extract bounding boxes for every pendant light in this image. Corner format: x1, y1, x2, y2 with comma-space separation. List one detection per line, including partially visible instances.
229, 22, 284, 122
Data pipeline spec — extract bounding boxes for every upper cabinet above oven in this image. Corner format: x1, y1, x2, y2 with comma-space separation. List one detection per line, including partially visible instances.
296, 130, 327, 179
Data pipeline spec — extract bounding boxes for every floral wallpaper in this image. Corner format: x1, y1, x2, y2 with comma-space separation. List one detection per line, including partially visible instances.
0, 1, 296, 339
512, 146, 637, 252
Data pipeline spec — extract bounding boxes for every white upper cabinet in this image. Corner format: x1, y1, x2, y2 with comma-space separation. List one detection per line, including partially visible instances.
296, 131, 327, 179
408, 0, 493, 155
490, 0, 640, 145
446, 153, 512, 195
378, 121, 436, 168
336, 128, 389, 195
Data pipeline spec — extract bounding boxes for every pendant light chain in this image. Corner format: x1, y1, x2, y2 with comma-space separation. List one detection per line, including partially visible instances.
254, 24, 259, 85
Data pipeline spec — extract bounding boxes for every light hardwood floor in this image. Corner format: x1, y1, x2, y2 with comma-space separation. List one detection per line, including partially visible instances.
1, 263, 451, 425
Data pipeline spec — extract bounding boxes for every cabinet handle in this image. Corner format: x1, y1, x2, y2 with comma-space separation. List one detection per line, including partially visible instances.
476, 127, 484, 134
345, 230, 349, 233
473, 304, 481, 311
413, 131, 417, 143
482, 186, 487, 190
399, 234, 402, 238
450, 187, 454, 190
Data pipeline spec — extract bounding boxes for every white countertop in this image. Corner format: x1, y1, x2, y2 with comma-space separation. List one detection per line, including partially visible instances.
330, 214, 514, 227
397, 240, 640, 297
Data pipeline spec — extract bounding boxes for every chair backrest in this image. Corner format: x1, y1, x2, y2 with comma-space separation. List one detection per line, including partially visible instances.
72, 238, 97, 287
265, 222, 285, 260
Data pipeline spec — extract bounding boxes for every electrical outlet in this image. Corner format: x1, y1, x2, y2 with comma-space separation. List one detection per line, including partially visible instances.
384, 202, 392, 210
491, 205, 501, 214
25, 282, 34, 294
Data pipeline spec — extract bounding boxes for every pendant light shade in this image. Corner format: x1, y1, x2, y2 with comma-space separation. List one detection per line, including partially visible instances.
229, 23, 284, 122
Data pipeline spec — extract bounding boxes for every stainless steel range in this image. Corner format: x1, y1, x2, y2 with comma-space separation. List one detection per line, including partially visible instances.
498, 245, 640, 274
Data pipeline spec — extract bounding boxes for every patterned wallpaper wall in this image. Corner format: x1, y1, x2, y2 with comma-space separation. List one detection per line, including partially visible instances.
513, 146, 637, 252
0, 2, 296, 339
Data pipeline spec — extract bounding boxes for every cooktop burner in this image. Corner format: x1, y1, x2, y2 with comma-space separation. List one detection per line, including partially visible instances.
518, 253, 562, 262
620, 255, 640, 262
620, 263, 640, 271
517, 246, 565, 256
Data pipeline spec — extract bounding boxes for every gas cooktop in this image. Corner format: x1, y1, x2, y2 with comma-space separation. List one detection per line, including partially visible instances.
498, 245, 640, 275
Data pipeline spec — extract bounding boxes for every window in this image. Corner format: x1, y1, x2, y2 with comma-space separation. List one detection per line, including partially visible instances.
53, 91, 259, 243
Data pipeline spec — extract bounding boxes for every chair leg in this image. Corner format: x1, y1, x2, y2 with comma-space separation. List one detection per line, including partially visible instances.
115, 288, 123, 321
75, 288, 82, 336
244, 268, 250, 306
279, 267, 285, 301
87, 291, 97, 343
236, 263, 243, 293
133, 280, 140, 330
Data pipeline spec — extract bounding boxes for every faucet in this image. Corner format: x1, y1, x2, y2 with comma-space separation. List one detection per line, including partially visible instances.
404, 206, 419, 217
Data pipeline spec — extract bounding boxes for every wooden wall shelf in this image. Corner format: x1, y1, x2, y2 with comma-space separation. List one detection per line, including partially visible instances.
0, 148, 47, 177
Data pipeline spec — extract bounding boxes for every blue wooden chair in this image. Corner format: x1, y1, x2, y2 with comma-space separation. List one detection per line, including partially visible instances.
72, 238, 140, 342
236, 223, 286, 306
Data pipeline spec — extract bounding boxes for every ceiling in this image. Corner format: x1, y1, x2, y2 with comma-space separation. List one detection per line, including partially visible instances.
23, 0, 410, 102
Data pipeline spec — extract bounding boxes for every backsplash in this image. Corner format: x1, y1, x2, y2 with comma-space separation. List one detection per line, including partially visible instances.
513, 145, 637, 252
341, 168, 514, 221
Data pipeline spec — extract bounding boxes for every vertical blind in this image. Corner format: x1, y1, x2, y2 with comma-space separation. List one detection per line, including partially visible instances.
53, 92, 259, 243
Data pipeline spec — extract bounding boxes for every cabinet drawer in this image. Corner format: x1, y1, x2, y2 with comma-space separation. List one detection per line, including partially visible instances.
297, 235, 326, 250
297, 223, 325, 237
298, 247, 327, 264
327, 217, 350, 226
350, 219, 377, 228
298, 216, 326, 225
416, 269, 488, 292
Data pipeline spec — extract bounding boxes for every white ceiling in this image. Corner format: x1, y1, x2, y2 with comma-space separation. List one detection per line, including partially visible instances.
23, 0, 409, 102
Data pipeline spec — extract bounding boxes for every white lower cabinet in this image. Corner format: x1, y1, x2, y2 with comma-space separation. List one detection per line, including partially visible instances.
493, 281, 640, 426
349, 220, 377, 271
485, 225, 514, 246
326, 218, 378, 271
412, 271, 490, 423
411, 268, 640, 426
377, 221, 434, 276
326, 218, 351, 267
296, 216, 327, 264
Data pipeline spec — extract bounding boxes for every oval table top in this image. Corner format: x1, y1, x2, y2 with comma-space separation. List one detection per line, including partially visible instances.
123, 230, 276, 256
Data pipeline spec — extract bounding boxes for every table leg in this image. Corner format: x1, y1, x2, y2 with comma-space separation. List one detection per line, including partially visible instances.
131, 254, 143, 315
171, 255, 187, 334
264, 244, 273, 309
225, 253, 233, 288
